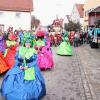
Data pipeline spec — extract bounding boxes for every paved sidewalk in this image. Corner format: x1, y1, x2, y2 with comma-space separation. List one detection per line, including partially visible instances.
76, 44, 100, 100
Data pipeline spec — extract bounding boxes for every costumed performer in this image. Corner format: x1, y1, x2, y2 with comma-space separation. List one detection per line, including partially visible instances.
1, 33, 46, 100
56, 31, 73, 56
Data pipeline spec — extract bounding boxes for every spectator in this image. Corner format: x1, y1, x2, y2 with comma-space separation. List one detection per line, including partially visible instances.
73, 32, 79, 47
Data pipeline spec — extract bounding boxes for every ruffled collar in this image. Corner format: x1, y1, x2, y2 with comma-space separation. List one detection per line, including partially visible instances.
18, 46, 37, 59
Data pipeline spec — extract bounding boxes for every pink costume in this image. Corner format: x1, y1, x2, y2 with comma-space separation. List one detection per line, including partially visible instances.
37, 41, 54, 70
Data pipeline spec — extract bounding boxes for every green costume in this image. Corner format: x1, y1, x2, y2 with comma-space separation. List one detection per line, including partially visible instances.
21, 32, 35, 47
6, 40, 16, 47
57, 31, 73, 56
36, 39, 45, 48
20, 32, 37, 80
18, 46, 37, 80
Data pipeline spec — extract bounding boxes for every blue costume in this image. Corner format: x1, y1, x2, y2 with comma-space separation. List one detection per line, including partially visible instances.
1, 33, 46, 100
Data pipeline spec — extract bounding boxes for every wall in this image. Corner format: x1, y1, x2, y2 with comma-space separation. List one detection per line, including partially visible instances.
84, 0, 100, 10
83, 0, 100, 31
71, 5, 80, 23
0, 11, 31, 31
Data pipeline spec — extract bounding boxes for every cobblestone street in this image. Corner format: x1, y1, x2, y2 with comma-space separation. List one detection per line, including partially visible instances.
0, 0, 99, 100
77, 44, 100, 100
0, 44, 100, 100
41, 46, 90, 100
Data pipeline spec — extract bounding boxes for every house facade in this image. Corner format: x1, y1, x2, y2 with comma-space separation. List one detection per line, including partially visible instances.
0, 0, 33, 32
70, 4, 84, 24
88, 6, 100, 26
84, 0, 100, 31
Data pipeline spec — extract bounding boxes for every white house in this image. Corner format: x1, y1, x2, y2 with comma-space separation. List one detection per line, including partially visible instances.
0, 0, 33, 31
70, 4, 84, 24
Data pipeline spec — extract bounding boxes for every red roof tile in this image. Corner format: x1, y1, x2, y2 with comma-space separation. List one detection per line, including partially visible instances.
0, 0, 33, 12
76, 4, 84, 18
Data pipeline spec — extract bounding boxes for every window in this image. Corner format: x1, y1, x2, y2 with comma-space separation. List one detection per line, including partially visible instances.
16, 12, 21, 18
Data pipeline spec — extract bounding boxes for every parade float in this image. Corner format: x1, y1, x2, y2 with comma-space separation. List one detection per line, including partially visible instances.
52, 17, 63, 33
49, 18, 63, 46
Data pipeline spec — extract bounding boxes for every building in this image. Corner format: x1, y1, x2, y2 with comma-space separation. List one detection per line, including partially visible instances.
84, 0, 100, 31
70, 4, 84, 24
0, 0, 33, 32
88, 6, 100, 27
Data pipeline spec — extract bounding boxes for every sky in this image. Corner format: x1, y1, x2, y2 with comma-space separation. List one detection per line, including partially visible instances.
33, 0, 85, 26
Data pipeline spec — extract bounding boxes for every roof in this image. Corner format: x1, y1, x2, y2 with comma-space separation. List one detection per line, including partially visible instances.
88, 5, 100, 13
0, 0, 33, 12
75, 4, 84, 18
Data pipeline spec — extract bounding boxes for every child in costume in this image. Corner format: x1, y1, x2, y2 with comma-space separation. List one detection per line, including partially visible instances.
37, 39, 54, 70
6, 32, 17, 48
35, 31, 54, 70
1, 32, 46, 100
4, 32, 19, 69
35, 31, 46, 49
56, 31, 73, 56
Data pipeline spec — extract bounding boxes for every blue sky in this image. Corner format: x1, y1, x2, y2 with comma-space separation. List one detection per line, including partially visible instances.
33, 0, 85, 25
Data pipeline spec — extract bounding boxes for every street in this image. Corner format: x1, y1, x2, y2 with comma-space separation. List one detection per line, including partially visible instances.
0, 0, 99, 100
77, 44, 100, 100
42, 46, 86, 100
0, 44, 100, 100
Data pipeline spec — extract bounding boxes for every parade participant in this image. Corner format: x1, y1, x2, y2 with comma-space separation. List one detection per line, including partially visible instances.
6, 32, 17, 48
56, 33, 62, 46
1, 33, 46, 100
69, 31, 75, 45
0, 51, 9, 74
21, 32, 34, 46
4, 44, 18, 69
35, 31, 54, 70
18, 29, 23, 44
0, 31, 17, 74
56, 31, 73, 56
49, 33, 54, 46
35, 31, 45, 49
37, 36, 54, 70
54, 34, 58, 46
73, 32, 79, 47
0, 32, 6, 54
3, 32, 18, 70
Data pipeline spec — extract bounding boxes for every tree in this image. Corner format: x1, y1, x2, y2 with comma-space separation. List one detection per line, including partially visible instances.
31, 16, 40, 30
64, 21, 81, 31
